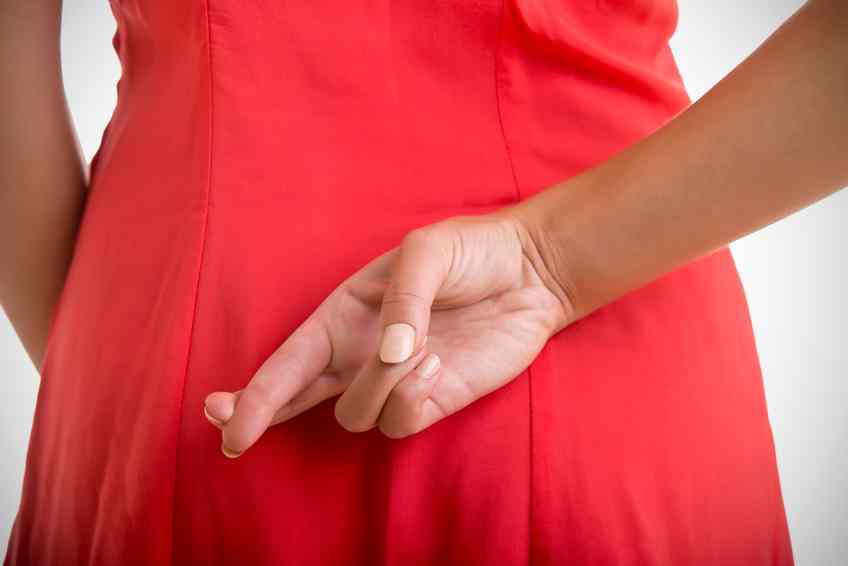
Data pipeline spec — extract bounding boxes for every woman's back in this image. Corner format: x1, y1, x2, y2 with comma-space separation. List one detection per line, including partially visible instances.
5, 1, 793, 564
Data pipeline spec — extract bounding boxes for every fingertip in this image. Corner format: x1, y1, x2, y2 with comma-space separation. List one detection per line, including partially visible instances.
221, 442, 243, 459
409, 352, 442, 404
204, 391, 236, 425
221, 420, 253, 456
203, 405, 225, 428
417, 352, 440, 380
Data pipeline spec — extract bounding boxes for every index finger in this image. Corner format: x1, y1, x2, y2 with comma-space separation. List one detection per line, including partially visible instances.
221, 314, 332, 456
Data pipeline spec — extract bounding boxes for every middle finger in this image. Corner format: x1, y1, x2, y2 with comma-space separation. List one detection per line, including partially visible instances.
334, 337, 429, 433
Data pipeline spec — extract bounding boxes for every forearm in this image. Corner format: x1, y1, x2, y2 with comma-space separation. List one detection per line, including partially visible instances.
510, 0, 848, 327
0, 0, 88, 372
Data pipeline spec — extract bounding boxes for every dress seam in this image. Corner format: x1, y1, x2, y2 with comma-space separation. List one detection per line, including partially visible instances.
168, 2, 215, 564
493, 3, 534, 564
494, 1, 523, 202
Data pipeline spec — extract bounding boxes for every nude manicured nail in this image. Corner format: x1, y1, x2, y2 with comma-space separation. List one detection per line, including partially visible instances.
221, 443, 242, 459
417, 353, 440, 379
380, 323, 415, 363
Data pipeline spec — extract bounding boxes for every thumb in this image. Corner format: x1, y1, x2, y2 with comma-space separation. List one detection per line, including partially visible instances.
378, 229, 451, 364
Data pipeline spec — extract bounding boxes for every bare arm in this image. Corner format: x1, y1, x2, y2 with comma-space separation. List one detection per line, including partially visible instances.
0, 0, 88, 373
508, 0, 848, 326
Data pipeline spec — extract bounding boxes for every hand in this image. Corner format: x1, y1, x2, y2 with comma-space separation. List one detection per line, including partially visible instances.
203, 210, 575, 457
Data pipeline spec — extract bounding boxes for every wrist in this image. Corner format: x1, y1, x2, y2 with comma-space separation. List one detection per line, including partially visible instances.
493, 194, 584, 334
496, 169, 614, 332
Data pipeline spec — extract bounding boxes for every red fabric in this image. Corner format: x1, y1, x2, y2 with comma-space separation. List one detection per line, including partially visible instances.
6, 0, 794, 564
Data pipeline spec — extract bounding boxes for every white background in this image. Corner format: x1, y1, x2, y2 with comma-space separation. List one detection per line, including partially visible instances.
1, 1, 845, 563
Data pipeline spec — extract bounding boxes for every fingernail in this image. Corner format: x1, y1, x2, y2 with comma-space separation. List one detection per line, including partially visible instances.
221, 442, 242, 459
204, 405, 225, 427
379, 323, 415, 363
417, 353, 440, 379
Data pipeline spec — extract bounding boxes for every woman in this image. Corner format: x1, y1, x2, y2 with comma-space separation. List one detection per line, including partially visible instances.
2, 0, 844, 564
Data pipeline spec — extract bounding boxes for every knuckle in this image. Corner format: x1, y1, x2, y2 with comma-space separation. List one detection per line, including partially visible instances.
400, 225, 452, 259
401, 226, 437, 249
380, 288, 430, 310
398, 224, 454, 276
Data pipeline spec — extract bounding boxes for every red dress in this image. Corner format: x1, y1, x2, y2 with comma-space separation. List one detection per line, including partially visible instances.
6, 1, 794, 564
